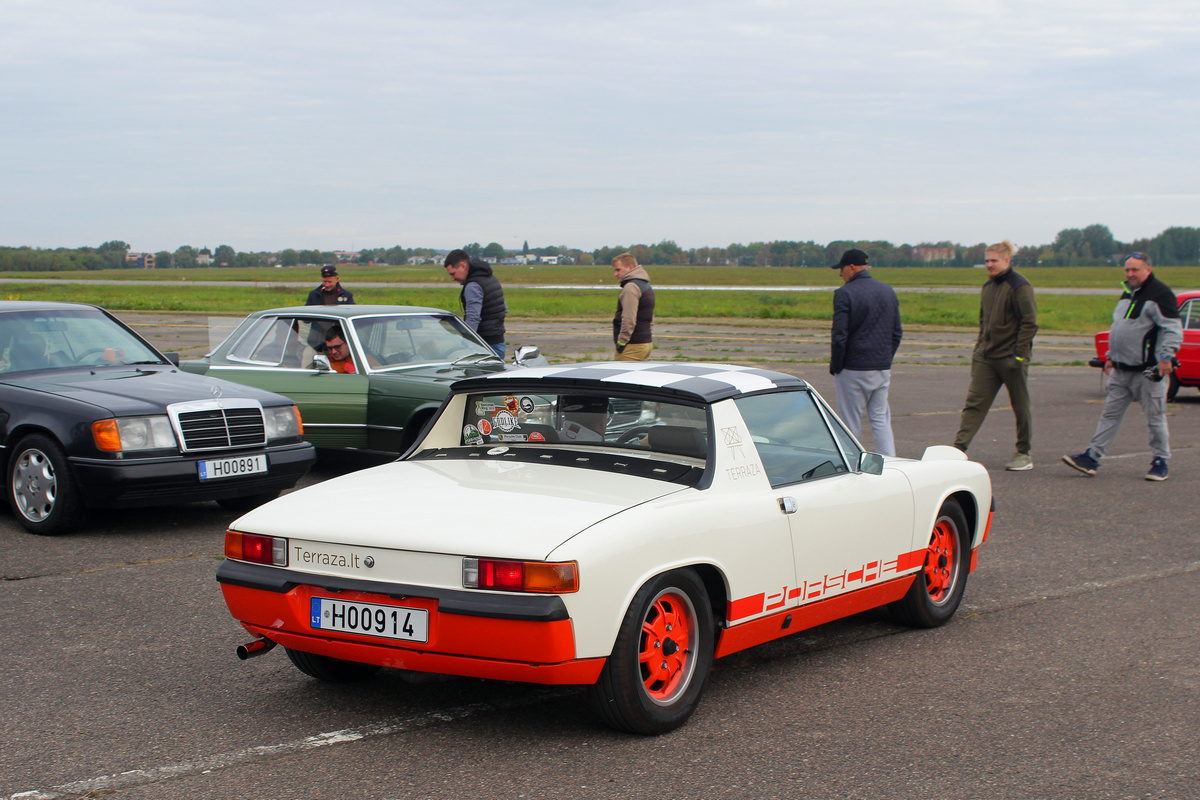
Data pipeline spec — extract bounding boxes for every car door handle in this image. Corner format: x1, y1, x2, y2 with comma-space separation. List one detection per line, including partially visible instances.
778, 496, 798, 514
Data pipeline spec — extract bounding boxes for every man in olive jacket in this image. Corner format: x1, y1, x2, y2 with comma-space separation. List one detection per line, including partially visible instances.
953, 241, 1038, 470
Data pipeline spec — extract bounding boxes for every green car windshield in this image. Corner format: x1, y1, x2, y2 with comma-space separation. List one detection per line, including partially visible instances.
459, 391, 710, 461
226, 313, 497, 372
352, 314, 496, 371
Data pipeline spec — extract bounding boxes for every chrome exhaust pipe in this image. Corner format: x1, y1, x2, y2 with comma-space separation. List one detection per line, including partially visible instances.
236, 637, 277, 660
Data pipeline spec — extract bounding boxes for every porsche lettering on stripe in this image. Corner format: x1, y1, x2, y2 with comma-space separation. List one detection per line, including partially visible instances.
728, 548, 928, 621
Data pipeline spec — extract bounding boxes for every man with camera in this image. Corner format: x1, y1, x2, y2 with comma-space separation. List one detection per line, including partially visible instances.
1063, 253, 1182, 481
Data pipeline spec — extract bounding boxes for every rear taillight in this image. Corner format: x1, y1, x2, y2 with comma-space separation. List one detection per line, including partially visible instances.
462, 558, 578, 593
225, 530, 287, 566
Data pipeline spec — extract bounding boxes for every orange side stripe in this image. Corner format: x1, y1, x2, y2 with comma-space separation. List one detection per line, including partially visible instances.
714, 576, 915, 659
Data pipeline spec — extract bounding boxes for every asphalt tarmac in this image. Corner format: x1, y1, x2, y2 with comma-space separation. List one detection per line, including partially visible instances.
2, 317, 1197, 800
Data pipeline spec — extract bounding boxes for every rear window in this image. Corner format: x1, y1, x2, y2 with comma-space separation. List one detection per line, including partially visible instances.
459, 391, 710, 461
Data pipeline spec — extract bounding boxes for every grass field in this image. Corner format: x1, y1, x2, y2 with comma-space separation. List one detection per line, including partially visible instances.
2, 265, 1196, 332
8, 263, 1200, 289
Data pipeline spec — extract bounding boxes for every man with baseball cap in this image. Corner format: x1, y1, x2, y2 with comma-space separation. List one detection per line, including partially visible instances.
828, 248, 902, 456
305, 265, 355, 306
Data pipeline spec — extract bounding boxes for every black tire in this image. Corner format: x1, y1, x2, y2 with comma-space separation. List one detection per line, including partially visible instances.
216, 491, 280, 513
7, 434, 87, 536
398, 411, 434, 453
588, 568, 715, 735
889, 498, 970, 628
284, 648, 382, 683
1167, 373, 1181, 402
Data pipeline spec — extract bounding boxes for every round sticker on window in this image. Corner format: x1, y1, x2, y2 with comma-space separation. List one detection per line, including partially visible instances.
519, 396, 535, 414
493, 410, 518, 432
477, 418, 492, 435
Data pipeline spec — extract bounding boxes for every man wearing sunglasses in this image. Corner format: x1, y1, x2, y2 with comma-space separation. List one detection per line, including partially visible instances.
1063, 253, 1182, 481
322, 326, 359, 374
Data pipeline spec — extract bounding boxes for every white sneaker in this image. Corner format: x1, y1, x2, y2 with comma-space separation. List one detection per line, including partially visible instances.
1005, 453, 1033, 471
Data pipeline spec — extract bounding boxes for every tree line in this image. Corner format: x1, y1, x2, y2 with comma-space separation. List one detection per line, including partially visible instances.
2, 224, 1198, 272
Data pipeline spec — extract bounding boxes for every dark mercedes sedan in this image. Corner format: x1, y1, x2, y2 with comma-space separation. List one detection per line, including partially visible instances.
0, 301, 315, 535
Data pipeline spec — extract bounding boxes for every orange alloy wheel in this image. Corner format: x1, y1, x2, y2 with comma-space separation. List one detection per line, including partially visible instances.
638, 589, 696, 704
924, 518, 959, 603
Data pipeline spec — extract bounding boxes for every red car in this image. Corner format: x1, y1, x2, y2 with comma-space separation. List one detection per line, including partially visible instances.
1090, 289, 1200, 400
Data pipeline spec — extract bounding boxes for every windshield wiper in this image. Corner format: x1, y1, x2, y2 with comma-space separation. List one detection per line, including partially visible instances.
451, 353, 504, 367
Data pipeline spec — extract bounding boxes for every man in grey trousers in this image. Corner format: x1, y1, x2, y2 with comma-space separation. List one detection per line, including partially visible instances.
829, 248, 902, 456
1063, 253, 1182, 481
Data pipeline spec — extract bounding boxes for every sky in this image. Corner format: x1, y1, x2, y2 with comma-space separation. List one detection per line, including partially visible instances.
2, 0, 1198, 254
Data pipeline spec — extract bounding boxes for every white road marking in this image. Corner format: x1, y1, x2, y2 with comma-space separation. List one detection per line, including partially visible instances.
7, 691, 572, 800
10, 562, 1198, 799
962, 559, 1200, 616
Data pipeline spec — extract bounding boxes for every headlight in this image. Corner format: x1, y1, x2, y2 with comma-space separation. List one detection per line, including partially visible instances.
263, 405, 302, 440
92, 416, 177, 452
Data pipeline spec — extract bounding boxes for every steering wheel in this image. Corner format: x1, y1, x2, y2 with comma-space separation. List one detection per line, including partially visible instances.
73, 347, 111, 364
615, 426, 655, 445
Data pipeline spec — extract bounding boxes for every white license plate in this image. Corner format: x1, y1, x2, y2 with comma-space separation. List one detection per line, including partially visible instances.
310, 597, 429, 643
198, 454, 267, 480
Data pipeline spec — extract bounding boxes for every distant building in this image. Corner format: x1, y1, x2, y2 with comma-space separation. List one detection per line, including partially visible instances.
125, 252, 155, 269
196, 252, 213, 266
333, 251, 359, 263
913, 246, 956, 263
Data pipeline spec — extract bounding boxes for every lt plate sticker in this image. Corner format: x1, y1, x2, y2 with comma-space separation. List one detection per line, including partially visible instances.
463, 424, 483, 445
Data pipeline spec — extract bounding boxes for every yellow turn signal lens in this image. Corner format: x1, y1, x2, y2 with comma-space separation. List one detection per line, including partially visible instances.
92, 419, 122, 452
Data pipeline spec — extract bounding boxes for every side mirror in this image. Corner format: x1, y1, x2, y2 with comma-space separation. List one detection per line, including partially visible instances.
311, 354, 332, 372
858, 451, 885, 475
162, 352, 180, 366
513, 345, 541, 366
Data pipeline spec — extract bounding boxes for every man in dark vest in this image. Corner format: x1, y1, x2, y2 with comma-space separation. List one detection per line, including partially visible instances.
611, 252, 655, 361
445, 249, 507, 358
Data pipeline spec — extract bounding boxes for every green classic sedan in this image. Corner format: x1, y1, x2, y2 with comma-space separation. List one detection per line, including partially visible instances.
181, 305, 545, 454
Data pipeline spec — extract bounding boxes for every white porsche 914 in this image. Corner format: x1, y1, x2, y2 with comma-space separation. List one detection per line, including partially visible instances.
219, 362, 993, 734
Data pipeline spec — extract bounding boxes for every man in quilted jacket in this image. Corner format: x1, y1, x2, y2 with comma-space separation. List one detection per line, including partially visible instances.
830, 248, 903, 456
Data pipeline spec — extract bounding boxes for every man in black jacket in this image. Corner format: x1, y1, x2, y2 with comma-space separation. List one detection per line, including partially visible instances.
306, 265, 355, 306
445, 249, 507, 358
829, 249, 902, 456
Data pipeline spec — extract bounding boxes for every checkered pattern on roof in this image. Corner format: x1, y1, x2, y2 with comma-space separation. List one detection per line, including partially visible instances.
458, 361, 806, 402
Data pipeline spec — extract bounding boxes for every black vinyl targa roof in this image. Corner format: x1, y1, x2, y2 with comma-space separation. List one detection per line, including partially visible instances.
453, 361, 808, 404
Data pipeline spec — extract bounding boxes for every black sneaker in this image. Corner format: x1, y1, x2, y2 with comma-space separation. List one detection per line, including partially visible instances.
1145, 457, 1169, 481
1062, 451, 1099, 476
